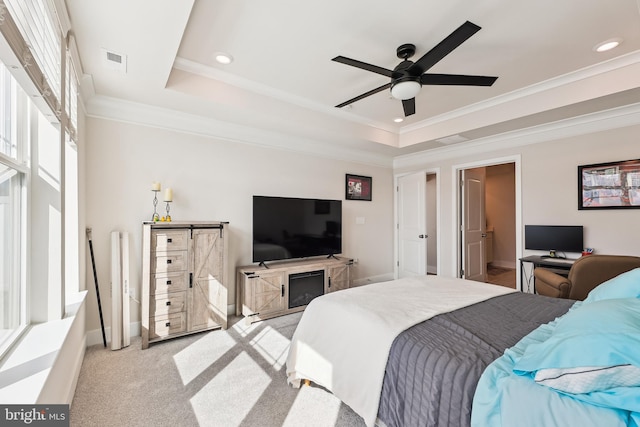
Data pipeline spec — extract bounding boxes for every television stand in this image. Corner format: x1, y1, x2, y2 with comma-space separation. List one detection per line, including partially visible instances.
236, 256, 353, 324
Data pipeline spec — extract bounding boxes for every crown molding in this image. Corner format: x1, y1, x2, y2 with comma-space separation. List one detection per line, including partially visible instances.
173, 57, 396, 134
401, 50, 640, 135
84, 95, 394, 168
394, 102, 640, 169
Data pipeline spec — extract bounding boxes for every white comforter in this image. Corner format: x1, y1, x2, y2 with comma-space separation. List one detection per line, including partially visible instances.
285, 275, 515, 427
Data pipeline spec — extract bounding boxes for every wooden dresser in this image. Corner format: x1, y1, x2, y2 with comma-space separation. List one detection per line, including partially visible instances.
141, 221, 228, 349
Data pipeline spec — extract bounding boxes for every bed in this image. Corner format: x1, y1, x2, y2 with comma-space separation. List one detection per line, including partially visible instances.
285, 270, 640, 427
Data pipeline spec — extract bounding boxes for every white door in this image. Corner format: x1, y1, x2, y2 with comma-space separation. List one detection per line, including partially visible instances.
398, 172, 427, 277
462, 168, 487, 282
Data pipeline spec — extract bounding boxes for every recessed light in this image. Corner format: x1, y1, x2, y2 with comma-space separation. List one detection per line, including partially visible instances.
393, 117, 404, 123
593, 38, 622, 53
214, 52, 233, 65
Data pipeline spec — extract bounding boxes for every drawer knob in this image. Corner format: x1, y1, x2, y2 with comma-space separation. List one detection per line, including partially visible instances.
165, 322, 171, 327
166, 280, 172, 285
166, 301, 171, 306
167, 259, 172, 264
167, 238, 172, 243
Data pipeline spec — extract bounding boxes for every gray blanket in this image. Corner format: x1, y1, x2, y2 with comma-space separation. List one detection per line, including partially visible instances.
377, 292, 575, 427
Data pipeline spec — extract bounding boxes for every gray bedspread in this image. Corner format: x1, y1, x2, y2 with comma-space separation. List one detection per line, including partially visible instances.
377, 292, 575, 427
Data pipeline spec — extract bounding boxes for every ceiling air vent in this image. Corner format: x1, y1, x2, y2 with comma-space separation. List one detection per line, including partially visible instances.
101, 48, 127, 73
435, 134, 469, 145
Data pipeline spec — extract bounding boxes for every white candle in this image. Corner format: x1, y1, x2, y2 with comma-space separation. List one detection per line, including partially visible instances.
151, 182, 161, 191
164, 187, 173, 202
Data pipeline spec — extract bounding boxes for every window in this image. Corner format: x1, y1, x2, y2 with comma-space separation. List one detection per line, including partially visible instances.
0, 65, 26, 355
0, 165, 24, 350
0, 66, 18, 158
0, 0, 81, 357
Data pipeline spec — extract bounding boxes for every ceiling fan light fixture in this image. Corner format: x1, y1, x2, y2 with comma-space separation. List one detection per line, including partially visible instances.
391, 80, 421, 100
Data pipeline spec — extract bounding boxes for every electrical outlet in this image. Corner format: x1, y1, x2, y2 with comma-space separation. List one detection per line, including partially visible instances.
353, 258, 359, 264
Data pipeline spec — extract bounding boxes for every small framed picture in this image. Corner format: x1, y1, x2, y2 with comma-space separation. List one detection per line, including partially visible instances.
345, 174, 372, 201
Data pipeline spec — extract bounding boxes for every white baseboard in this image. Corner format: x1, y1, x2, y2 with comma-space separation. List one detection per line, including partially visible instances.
86, 321, 141, 347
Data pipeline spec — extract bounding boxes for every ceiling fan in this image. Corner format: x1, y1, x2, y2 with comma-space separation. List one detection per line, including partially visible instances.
333, 21, 498, 117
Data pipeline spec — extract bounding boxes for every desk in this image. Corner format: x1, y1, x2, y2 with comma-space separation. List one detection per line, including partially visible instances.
519, 255, 576, 293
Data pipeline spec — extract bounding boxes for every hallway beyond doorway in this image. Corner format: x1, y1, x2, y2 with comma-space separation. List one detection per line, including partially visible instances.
486, 264, 516, 289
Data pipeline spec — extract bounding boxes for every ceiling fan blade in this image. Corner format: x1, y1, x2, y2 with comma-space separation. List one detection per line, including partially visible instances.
335, 83, 392, 108
402, 98, 415, 117
409, 21, 481, 75
421, 73, 497, 86
332, 56, 394, 78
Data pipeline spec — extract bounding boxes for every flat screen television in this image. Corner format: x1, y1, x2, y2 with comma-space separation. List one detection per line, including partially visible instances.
524, 225, 584, 257
253, 196, 342, 263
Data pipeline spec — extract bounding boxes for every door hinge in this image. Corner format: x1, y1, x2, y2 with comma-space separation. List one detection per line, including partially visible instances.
460, 179, 464, 187
397, 260, 400, 267
460, 269, 464, 277
189, 272, 193, 288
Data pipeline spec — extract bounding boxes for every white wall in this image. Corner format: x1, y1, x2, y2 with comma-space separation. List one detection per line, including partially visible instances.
395, 123, 640, 278
83, 118, 394, 334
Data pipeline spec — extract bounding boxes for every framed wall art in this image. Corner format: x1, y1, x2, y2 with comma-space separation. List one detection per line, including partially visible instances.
578, 158, 640, 209
345, 174, 372, 201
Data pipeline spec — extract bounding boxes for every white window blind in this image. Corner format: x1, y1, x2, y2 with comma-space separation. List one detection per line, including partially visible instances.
0, 65, 18, 158
5, 0, 61, 103
65, 52, 77, 138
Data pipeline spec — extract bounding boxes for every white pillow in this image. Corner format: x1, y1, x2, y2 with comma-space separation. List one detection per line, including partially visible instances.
534, 364, 640, 394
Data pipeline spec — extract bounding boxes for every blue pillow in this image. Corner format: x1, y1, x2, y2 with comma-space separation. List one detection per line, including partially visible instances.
583, 267, 640, 304
513, 298, 640, 395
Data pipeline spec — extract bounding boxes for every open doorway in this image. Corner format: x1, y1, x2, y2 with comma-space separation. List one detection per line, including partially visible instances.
485, 163, 517, 288
455, 156, 521, 290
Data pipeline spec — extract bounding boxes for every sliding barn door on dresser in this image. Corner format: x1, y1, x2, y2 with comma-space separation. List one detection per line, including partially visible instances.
141, 221, 229, 349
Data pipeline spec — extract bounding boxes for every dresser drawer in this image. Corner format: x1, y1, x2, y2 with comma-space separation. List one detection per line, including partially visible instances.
152, 230, 188, 252
151, 292, 186, 317
152, 252, 187, 274
150, 312, 187, 339
151, 272, 188, 295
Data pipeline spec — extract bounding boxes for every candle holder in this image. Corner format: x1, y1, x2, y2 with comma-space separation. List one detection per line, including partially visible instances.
151, 190, 160, 221
165, 201, 172, 222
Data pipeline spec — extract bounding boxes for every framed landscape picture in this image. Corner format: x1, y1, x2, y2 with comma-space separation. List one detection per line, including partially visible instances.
345, 174, 372, 201
578, 158, 640, 209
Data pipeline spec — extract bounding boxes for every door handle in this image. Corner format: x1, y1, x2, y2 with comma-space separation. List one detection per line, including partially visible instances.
481, 233, 487, 238
418, 234, 428, 239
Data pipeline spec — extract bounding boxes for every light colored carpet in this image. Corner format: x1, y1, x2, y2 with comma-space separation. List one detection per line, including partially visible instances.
71, 313, 365, 427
